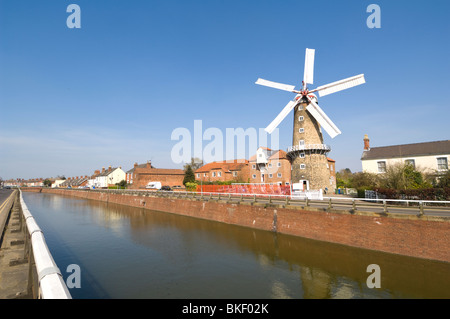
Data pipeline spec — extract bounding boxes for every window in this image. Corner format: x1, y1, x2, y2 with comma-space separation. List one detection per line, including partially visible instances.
233, 171, 238, 177
300, 164, 306, 169
299, 140, 305, 146
299, 128, 304, 133
377, 161, 386, 173
218, 172, 222, 177
277, 173, 282, 178
252, 174, 256, 179
204, 173, 207, 177
298, 105, 303, 110
268, 163, 272, 168
252, 164, 256, 169
269, 174, 273, 178
437, 157, 448, 170
196, 173, 200, 178
212, 172, 216, 177
277, 162, 281, 167
405, 159, 415, 169
298, 116, 304, 121
300, 152, 305, 158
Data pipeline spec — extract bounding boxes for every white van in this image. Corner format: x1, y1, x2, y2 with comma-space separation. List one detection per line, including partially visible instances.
146, 182, 162, 190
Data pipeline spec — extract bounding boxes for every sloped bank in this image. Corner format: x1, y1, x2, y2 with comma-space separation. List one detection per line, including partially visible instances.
22, 188, 450, 263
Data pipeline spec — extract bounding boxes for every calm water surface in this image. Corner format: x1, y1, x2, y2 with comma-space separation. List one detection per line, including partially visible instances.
23, 192, 450, 299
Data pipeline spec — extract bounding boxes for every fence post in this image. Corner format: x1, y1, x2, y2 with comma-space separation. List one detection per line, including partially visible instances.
383, 200, 388, 214
328, 198, 332, 210
285, 195, 289, 206
352, 199, 356, 211
419, 201, 424, 216
269, 195, 272, 204
253, 194, 256, 203
305, 197, 309, 207
240, 194, 243, 203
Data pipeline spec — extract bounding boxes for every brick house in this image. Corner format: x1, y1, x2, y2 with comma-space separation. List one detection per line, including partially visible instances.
125, 161, 154, 186
195, 160, 250, 183
248, 147, 291, 185
128, 161, 184, 188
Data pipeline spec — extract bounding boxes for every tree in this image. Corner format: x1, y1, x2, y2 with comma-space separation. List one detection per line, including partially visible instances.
183, 157, 203, 171
43, 179, 52, 187
117, 180, 127, 188
183, 165, 196, 186
378, 163, 431, 190
433, 169, 450, 188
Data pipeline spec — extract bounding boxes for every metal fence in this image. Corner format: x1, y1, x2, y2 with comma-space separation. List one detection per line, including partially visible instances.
19, 189, 71, 299
59, 187, 450, 217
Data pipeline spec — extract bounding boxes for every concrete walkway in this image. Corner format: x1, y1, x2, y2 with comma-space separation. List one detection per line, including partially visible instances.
0, 190, 32, 299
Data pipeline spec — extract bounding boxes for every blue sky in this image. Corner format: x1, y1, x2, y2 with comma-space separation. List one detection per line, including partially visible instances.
1, 0, 449, 180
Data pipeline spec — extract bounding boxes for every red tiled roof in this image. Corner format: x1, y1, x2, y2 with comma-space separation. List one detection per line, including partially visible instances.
327, 157, 335, 162
196, 160, 248, 173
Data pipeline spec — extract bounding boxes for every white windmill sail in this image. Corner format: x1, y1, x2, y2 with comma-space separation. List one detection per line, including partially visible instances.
265, 100, 298, 134
255, 78, 296, 92
306, 99, 342, 138
303, 48, 315, 85
314, 74, 365, 97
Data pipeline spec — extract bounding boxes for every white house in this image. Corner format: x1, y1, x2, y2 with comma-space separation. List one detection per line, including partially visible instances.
361, 135, 450, 174
93, 166, 126, 188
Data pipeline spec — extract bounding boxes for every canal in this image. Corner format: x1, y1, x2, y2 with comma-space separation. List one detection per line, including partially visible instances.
22, 192, 450, 299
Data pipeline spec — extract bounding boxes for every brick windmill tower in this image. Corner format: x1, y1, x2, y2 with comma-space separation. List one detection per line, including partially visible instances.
255, 48, 365, 191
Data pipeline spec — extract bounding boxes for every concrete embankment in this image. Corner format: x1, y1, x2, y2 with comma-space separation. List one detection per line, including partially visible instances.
22, 188, 450, 263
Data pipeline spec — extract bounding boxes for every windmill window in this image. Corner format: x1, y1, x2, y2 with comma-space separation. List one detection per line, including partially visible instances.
300, 164, 306, 169
299, 140, 305, 146
298, 105, 303, 110
298, 116, 304, 121
300, 153, 305, 158
299, 128, 305, 133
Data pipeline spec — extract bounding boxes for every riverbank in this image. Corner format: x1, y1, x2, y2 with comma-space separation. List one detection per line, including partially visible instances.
21, 187, 450, 263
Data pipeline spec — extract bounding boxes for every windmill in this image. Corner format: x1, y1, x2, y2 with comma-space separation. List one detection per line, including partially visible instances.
255, 48, 365, 191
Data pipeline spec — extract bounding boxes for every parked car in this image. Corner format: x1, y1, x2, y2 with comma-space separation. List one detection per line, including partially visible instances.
160, 186, 172, 191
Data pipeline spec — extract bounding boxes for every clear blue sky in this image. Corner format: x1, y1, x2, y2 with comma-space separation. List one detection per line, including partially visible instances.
1, 0, 449, 180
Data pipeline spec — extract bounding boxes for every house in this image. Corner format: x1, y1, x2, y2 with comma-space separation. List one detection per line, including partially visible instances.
195, 159, 250, 183
60, 176, 89, 188
125, 161, 154, 186
361, 135, 450, 174
128, 161, 184, 188
248, 147, 291, 185
94, 166, 126, 188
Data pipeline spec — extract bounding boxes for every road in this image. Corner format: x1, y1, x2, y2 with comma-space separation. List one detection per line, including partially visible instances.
0, 188, 14, 212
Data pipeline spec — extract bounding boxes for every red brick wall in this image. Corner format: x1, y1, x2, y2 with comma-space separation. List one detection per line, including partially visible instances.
21, 188, 450, 263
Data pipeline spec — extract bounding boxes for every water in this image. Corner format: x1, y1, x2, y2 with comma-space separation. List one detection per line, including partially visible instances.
22, 192, 450, 299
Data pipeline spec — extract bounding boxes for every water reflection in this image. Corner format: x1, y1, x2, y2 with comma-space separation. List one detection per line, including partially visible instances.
24, 193, 450, 299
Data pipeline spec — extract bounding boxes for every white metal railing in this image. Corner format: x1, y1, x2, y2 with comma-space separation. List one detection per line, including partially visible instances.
19, 189, 72, 299
287, 144, 331, 153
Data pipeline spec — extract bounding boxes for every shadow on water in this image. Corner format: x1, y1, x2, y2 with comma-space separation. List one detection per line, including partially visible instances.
24, 192, 450, 299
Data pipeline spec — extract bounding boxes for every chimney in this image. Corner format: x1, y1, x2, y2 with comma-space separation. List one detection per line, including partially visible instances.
146, 160, 151, 169
102, 167, 105, 173
108, 165, 112, 172
364, 134, 370, 150
134, 162, 138, 168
